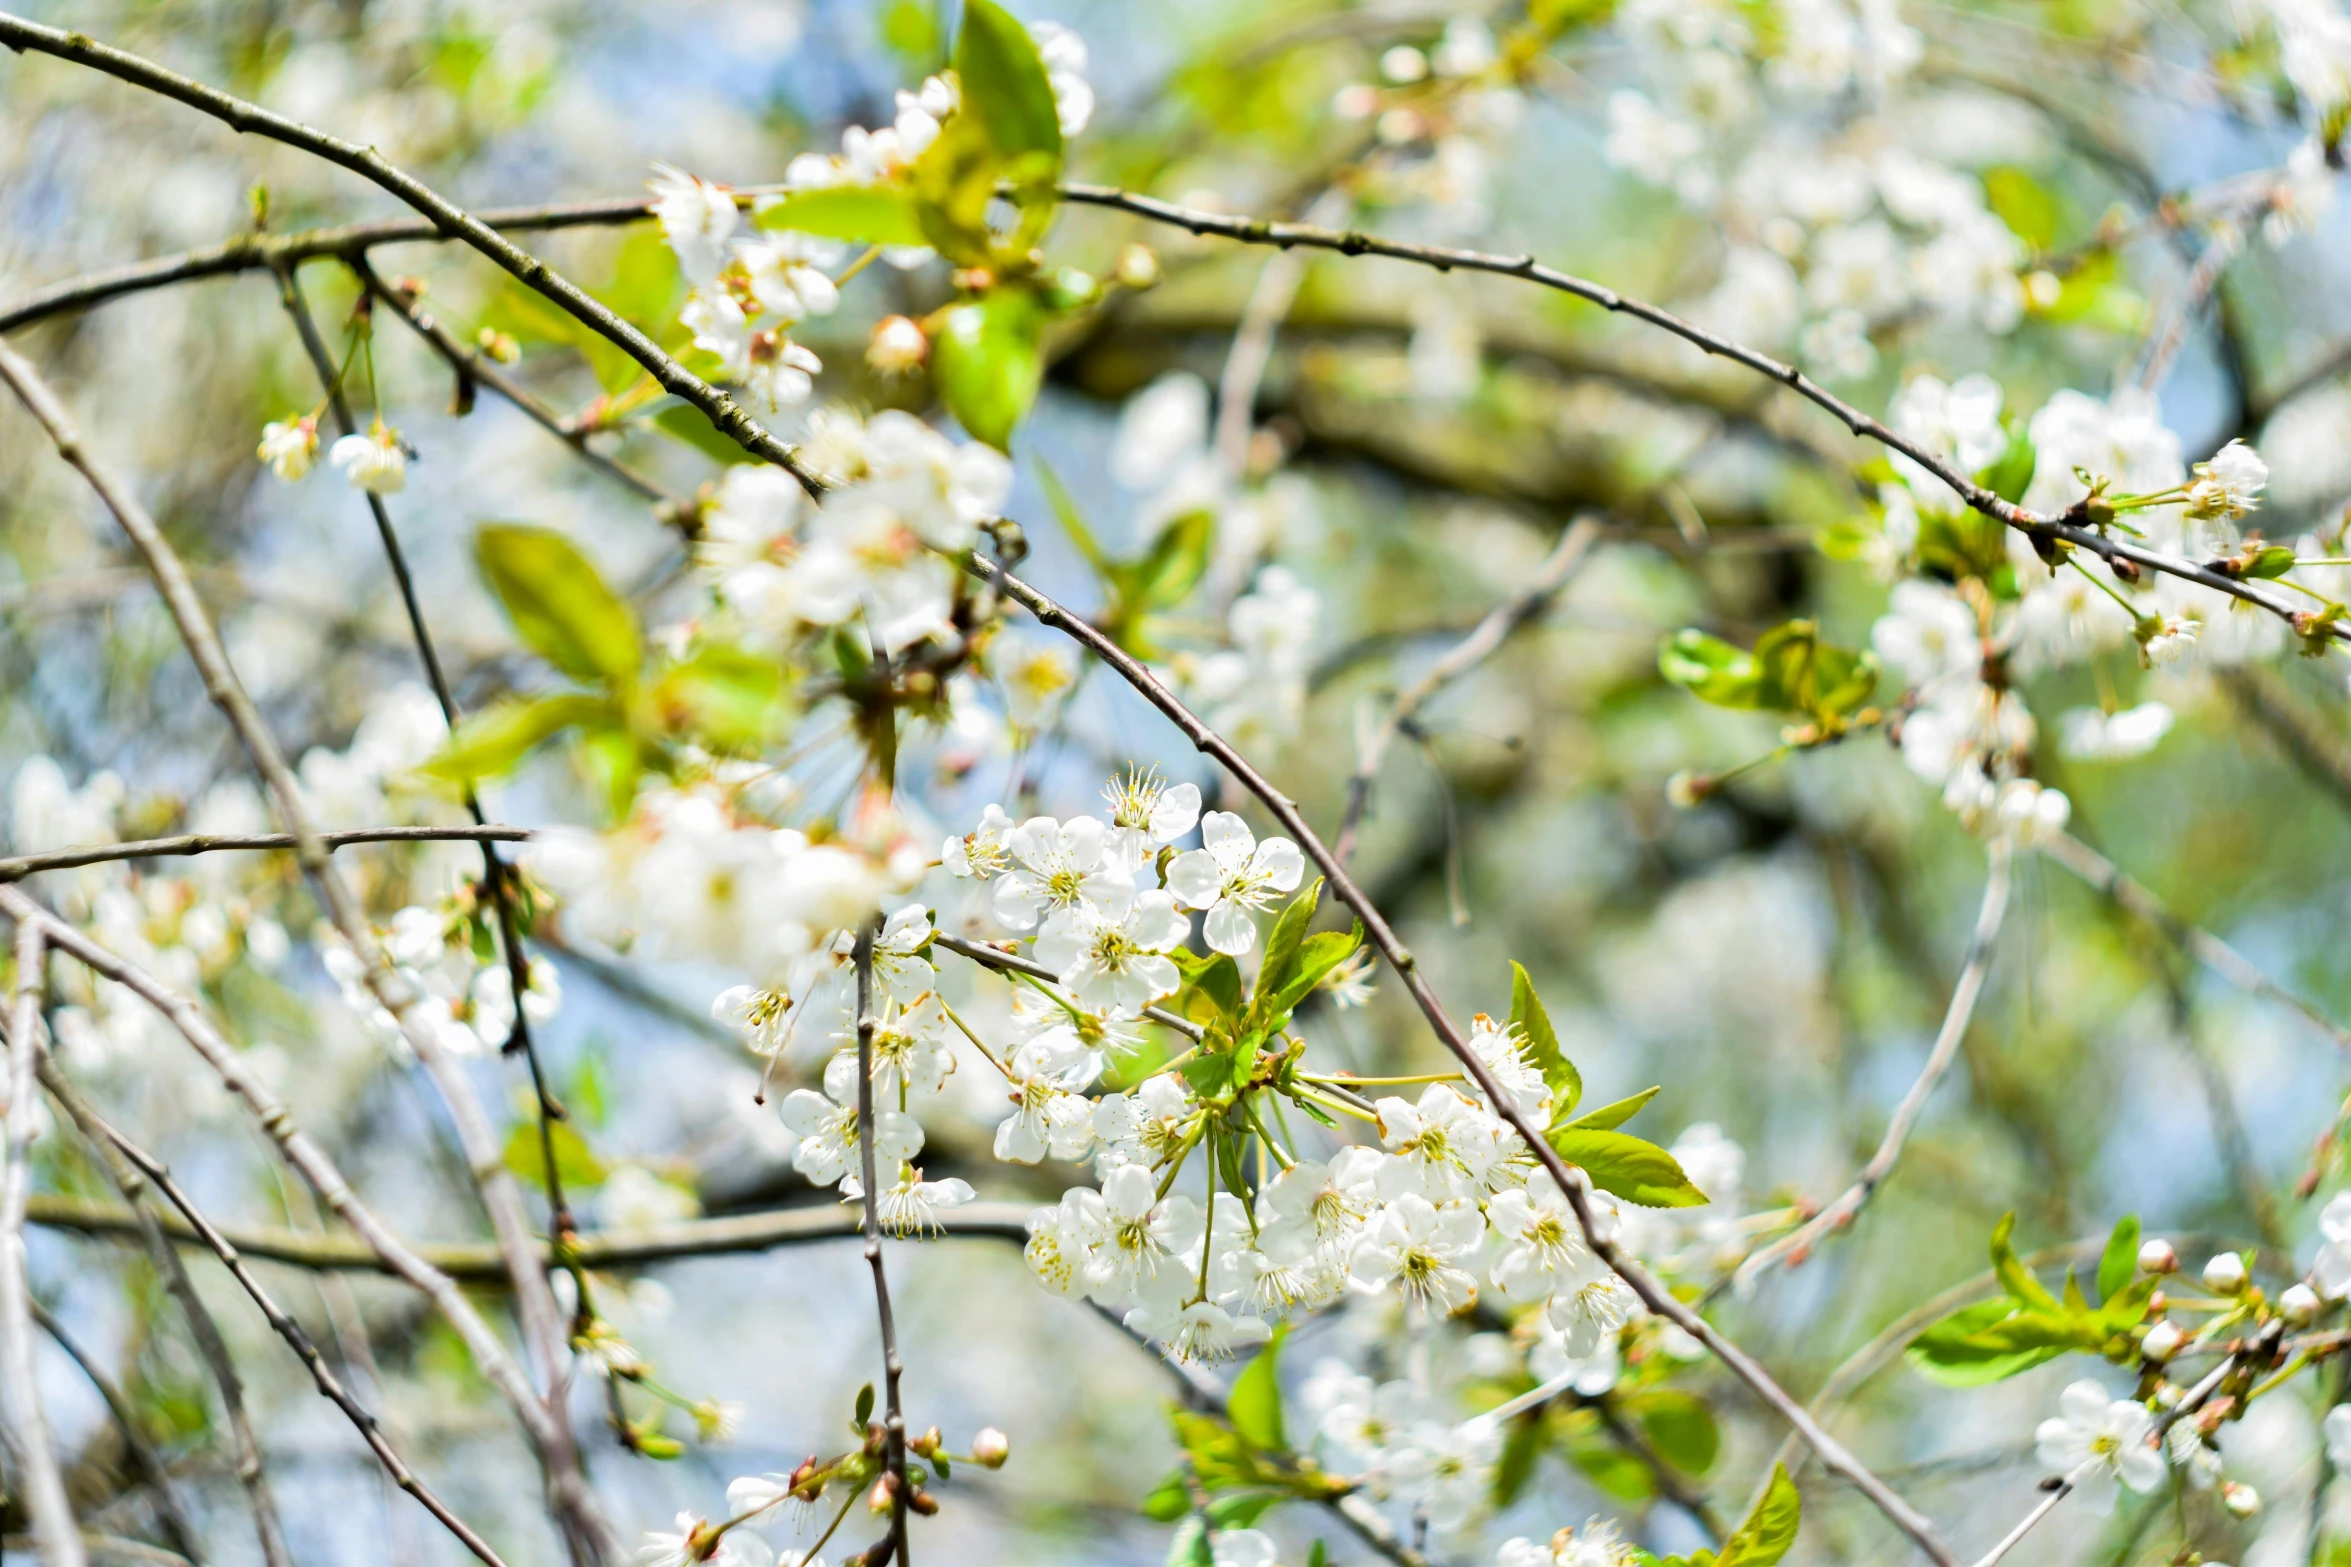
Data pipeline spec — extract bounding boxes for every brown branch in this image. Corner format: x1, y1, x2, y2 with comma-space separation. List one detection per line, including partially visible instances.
42, 1077, 292, 1567
965, 554, 1961, 1567
34, 1064, 511, 1567
28, 1298, 203, 1564
1333, 516, 1601, 864
0, 923, 83, 1567
0, 826, 531, 881
1736, 843, 2012, 1288
0, 13, 820, 499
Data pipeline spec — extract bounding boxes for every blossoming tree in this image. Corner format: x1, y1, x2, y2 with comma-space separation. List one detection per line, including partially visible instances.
4, 2, 2351, 1566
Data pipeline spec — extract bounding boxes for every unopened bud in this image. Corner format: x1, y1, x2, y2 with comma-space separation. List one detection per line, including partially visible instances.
788, 1455, 823, 1500
1666, 770, 1712, 809
909, 1425, 942, 1458
867, 1473, 899, 1514
476, 326, 520, 364
868, 315, 929, 375
2141, 1320, 2185, 1362
1114, 242, 1161, 290
2139, 1238, 2179, 1275
970, 1427, 1009, 1469
2203, 1253, 2249, 1294
2280, 1283, 2321, 1325
908, 1488, 940, 1516
2223, 1481, 2262, 1519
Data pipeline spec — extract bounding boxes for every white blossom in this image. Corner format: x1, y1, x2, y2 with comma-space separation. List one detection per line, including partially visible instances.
1166, 812, 1306, 955
2034, 1381, 2164, 1506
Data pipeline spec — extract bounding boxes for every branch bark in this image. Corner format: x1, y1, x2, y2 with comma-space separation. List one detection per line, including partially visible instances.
0, 825, 530, 881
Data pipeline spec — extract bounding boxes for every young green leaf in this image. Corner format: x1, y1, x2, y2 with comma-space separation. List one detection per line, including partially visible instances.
1250, 881, 1323, 1024
931, 285, 1046, 450
956, 0, 1063, 172
1226, 1324, 1288, 1452
1034, 456, 1112, 573
647, 403, 757, 466
476, 524, 642, 687
650, 644, 785, 752
752, 186, 929, 247
1546, 1128, 1706, 1208
1715, 1462, 1800, 1567
1989, 1212, 2060, 1312
1510, 962, 1581, 1117
1659, 629, 1764, 709
1561, 1086, 1661, 1133
1139, 1470, 1190, 1522
1905, 1301, 2089, 1387
421, 693, 608, 783
2097, 1214, 2141, 1303
1260, 926, 1365, 1020
1631, 1390, 1720, 1475
1126, 509, 1216, 611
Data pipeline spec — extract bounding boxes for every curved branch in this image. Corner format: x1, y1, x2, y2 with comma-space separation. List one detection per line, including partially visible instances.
0, 13, 820, 497
966, 554, 1961, 1567
1736, 843, 2012, 1289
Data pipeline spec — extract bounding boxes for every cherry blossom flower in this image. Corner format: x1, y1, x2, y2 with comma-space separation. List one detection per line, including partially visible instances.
1092, 1073, 1198, 1171
2060, 702, 2175, 761
1032, 891, 1188, 1016
2033, 1380, 2164, 1507
1127, 1298, 1272, 1362
2185, 439, 2268, 524
944, 803, 1015, 880
994, 815, 1133, 931
257, 415, 319, 480
1024, 1187, 1107, 1296
1385, 1417, 1503, 1531
1546, 1248, 1640, 1357
1350, 1194, 1484, 1314
1209, 1530, 1279, 1567
1486, 1183, 1590, 1304
1166, 812, 1306, 955
2312, 1191, 2351, 1297
778, 1057, 924, 1190
871, 1164, 976, 1236
329, 420, 407, 494
1085, 1163, 1205, 1308
1374, 1085, 1508, 1202
1101, 768, 1202, 873
650, 162, 739, 286
1466, 1012, 1550, 1121
992, 1070, 1096, 1164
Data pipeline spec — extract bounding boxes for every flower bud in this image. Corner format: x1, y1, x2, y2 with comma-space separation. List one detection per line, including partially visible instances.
970, 1427, 1010, 1469
867, 315, 929, 375
908, 1425, 942, 1458
2139, 1238, 2178, 1275
908, 1488, 940, 1517
2222, 1481, 2261, 1519
2141, 1320, 2185, 1362
2280, 1283, 2321, 1325
1666, 770, 1712, 809
867, 1473, 899, 1515
2203, 1253, 2248, 1294
1113, 243, 1161, 290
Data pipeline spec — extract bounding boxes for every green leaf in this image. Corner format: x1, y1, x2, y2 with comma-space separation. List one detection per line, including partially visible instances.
2244, 545, 2300, 581
1905, 1302, 2088, 1387
1227, 1325, 1288, 1451
1261, 927, 1365, 1019
855, 1382, 876, 1429
1182, 955, 1244, 1026
1250, 882, 1322, 1024
1491, 1409, 1545, 1506
1164, 1517, 1214, 1567
1140, 1470, 1190, 1522
476, 524, 642, 687
1307, 1543, 1328, 1567
1569, 1439, 1656, 1502
1983, 166, 2060, 252
1979, 425, 2038, 506
1632, 1390, 1720, 1475
650, 644, 784, 752
421, 693, 608, 783
1205, 1493, 1280, 1531
1715, 1463, 1800, 1567
956, 0, 1063, 173
1547, 1128, 1707, 1208
1659, 629, 1764, 709
501, 1117, 607, 1191
1562, 1086, 1661, 1133
752, 186, 929, 247
1510, 962, 1581, 1117
1751, 620, 1878, 720
1990, 1212, 2060, 1312
931, 286, 1046, 450
1123, 509, 1216, 612
648, 403, 756, 466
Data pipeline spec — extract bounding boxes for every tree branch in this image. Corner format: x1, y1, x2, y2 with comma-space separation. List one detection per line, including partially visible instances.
1735, 842, 2012, 1289
33, 1063, 511, 1567
0, 825, 530, 881
852, 924, 912, 1561
0, 922, 83, 1567
28, 1297, 203, 1565
964, 554, 1961, 1567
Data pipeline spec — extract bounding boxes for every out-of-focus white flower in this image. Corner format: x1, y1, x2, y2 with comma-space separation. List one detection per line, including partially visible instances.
257, 415, 319, 480
1029, 21, 1094, 136
1872, 580, 1981, 694
650, 163, 739, 286
2143, 614, 2200, 665
1349, 1194, 1484, 1315
329, 421, 407, 494
2185, 440, 2268, 524
1100, 769, 1201, 874
2060, 703, 2174, 761
2326, 1403, 2351, 1470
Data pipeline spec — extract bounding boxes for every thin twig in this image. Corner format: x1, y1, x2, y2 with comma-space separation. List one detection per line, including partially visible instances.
35, 1066, 512, 1567
0, 338, 613, 1561
1333, 517, 1602, 864
1965, 1478, 2073, 1567
27, 1192, 1037, 1277
0, 13, 822, 497
0, 922, 84, 1567
29, 1297, 204, 1564
0, 825, 531, 881
1736, 842, 2012, 1288
931, 932, 1205, 1041
853, 924, 912, 1562
965, 554, 1961, 1567
41, 1076, 293, 1567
